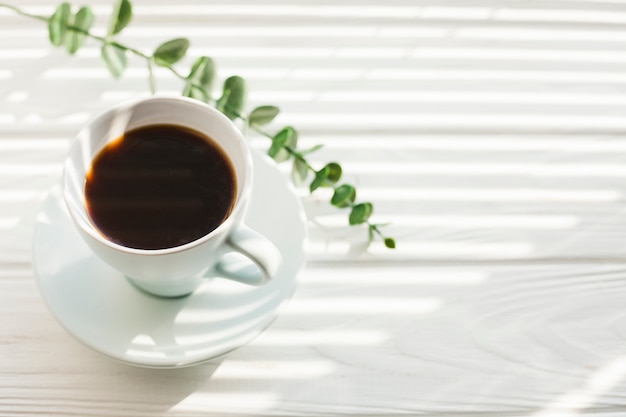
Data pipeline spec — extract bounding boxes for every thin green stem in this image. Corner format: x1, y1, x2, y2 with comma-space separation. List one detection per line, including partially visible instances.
0, 3, 48, 22
109, 40, 148, 59
372, 225, 384, 238
147, 57, 156, 94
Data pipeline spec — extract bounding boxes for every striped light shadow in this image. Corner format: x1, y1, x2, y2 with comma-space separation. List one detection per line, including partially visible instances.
304, 267, 487, 286
0, 218, 20, 229
307, 240, 534, 258
212, 360, 335, 379
133, 4, 421, 18
320, 91, 626, 105
341, 162, 626, 178
45, 64, 293, 81
58, 112, 91, 124
0, 138, 68, 151
253, 329, 388, 346
0, 29, 43, 39
191, 46, 330, 58
43, 67, 152, 79
0, 114, 16, 123
364, 241, 535, 258
457, 27, 626, 42
0, 49, 48, 59
9, 4, 626, 23
289, 69, 364, 80
172, 320, 272, 348
248, 91, 317, 102
0, 5, 115, 16
100, 91, 149, 102
331, 48, 407, 58
377, 26, 460, 38
193, 46, 409, 59
0, 165, 60, 176
0, 190, 47, 202
312, 214, 580, 230
418, 6, 493, 20
175, 294, 277, 324
367, 68, 626, 84
281, 113, 626, 130
169, 392, 277, 414
0, 268, 31, 278
219, 68, 291, 80
409, 47, 626, 63
5, 91, 28, 103
95, 67, 298, 87
309, 136, 626, 152
356, 188, 622, 202
282, 297, 441, 315
122, 26, 379, 38
494, 8, 626, 24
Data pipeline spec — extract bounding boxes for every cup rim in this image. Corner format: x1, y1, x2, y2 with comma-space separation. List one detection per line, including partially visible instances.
62, 95, 253, 256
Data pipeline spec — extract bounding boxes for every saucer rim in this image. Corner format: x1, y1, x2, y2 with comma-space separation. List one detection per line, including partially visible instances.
32, 147, 307, 368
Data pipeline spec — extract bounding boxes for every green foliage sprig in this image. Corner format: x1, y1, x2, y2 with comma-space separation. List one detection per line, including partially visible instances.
1, 0, 396, 249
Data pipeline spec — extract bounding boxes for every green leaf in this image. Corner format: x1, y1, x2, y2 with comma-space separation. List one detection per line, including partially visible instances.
183, 57, 214, 102
65, 6, 95, 54
268, 126, 297, 162
384, 238, 396, 249
182, 83, 210, 102
187, 56, 215, 91
309, 163, 342, 193
153, 38, 190, 66
267, 129, 289, 158
325, 162, 342, 184
249, 105, 280, 127
331, 184, 356, 208
300, 144, 323, 156
310, 167, 330, 193
292, 157, 309, 185
48, 3, 71, 46
216, 75, 247, 120
349, 202, 373, 225
109, 0, 132, 36
101, 43, 127, 78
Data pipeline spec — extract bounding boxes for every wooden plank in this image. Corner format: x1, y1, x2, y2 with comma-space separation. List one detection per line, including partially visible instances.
4, 0, 626, 416
3, 264, 626, 416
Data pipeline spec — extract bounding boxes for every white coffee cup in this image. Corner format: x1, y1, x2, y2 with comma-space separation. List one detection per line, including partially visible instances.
62, 96, 282, 297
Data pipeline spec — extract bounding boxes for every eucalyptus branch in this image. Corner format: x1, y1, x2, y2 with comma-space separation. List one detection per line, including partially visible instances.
0, 0, 396, 249
244, 123, 395, 248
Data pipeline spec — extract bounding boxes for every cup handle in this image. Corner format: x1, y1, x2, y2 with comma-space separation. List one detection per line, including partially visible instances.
215, 224, 282, 286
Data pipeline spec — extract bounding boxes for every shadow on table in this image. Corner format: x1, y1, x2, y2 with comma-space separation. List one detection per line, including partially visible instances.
86, 354, 224, 415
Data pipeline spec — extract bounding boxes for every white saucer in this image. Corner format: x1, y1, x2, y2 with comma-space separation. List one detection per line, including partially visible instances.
32, 148, 307, 368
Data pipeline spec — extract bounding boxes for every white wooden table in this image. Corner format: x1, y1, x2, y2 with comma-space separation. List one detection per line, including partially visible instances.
3, 0, 626, 415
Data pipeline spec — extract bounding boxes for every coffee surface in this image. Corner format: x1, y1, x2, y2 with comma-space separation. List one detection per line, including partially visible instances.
85, 124, 236, 250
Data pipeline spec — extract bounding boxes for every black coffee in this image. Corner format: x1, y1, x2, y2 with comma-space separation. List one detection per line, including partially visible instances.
84, 124, 236, 250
